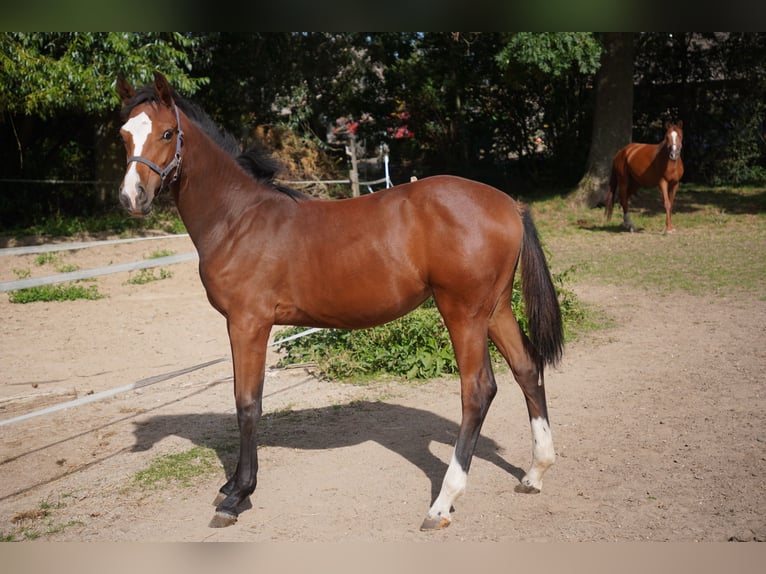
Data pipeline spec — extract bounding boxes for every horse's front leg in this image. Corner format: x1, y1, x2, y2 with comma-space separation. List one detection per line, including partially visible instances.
209, 321, 271, 528
662, 180, 679, 234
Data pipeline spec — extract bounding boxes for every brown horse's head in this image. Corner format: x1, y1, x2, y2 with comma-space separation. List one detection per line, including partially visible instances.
664, 120, 684, 161
116, 72, 183, 216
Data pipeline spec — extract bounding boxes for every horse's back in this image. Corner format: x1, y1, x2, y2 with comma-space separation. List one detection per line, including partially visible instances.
303, 175, 522, 242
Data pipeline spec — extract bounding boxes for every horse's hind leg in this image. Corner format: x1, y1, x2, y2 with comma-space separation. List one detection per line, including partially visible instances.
421, 310, 497, 530
488, 299, 555, 494
621, 182, 638, 232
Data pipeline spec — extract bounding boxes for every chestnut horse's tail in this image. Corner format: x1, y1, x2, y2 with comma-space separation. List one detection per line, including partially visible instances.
520, 208, 564, 370
605, 166, 617, 221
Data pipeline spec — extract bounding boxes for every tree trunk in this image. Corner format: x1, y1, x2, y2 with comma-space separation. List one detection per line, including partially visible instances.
572, 33, 635, 207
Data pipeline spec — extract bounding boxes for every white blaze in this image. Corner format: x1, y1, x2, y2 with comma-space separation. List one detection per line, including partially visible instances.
121, 112, 152, 201
670, 130, 680, 158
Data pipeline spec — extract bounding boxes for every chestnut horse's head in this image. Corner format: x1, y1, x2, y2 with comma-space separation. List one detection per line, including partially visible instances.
116, 72, 184, 216
664, 120, 684, 161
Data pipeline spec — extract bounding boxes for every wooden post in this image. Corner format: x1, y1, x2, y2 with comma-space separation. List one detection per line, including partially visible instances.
347, 132, 360, 197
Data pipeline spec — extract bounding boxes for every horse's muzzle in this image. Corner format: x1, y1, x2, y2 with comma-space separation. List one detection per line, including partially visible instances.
119, 185, 153, 217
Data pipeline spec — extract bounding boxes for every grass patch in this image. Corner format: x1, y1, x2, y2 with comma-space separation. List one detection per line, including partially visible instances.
35, 252, 58, 266
4, 495, 82, 541
125, 268, 173, 285
534, 185, 766, 297
8, 282, 105, 304
132, 446, 219, 489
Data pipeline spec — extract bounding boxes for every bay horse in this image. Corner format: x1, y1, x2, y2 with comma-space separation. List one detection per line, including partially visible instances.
116, 72, 564, 530
605, 121, 684, 233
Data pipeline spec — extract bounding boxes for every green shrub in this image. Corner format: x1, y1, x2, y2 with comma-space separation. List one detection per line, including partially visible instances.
277, 301, 461, 381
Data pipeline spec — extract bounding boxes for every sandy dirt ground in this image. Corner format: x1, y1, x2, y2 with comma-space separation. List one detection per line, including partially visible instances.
1, 232, 764, 542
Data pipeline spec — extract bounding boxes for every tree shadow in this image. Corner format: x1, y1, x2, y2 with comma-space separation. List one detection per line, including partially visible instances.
670, 186, 766, 215
131, 401, 525, 504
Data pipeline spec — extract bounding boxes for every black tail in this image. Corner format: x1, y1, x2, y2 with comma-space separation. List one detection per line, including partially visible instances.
520, 208, 564, 369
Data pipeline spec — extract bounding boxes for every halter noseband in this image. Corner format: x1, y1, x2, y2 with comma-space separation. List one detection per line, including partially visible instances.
126, 104, 184, 191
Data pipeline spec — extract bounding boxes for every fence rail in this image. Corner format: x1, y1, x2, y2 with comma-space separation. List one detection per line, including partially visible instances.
0, 251, 197, 292
0, 234, 190, 257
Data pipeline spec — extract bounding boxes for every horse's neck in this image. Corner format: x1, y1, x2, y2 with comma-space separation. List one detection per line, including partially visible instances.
172, 121, 266, 254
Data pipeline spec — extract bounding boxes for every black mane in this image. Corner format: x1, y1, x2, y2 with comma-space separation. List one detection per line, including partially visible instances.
120, 85, 307, 201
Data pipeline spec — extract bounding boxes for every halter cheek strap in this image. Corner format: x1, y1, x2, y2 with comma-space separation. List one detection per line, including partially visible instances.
126, 104, 184, 192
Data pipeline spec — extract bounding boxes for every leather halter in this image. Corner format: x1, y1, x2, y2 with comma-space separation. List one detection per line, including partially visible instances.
126, 104, 184, 191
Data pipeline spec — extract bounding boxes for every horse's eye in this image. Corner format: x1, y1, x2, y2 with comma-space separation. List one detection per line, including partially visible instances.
162, 130, 173, 140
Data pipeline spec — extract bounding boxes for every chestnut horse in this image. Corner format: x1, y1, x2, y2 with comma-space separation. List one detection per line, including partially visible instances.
605, 121, 684, 233
116, 72, 563, 530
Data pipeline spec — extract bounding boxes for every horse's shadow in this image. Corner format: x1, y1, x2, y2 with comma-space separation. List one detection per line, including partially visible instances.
131, 401, 525, 503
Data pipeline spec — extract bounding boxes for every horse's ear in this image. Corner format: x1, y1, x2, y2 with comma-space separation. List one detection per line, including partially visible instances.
153, 71, 175, 108
677, 120, 683, 129
116, 76, 135, 104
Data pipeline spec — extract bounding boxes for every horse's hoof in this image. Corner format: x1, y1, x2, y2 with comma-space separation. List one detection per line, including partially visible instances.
420, 515, 451, 531
209, 511, 238, 528
515, 482, 541, 494
664, 229, 676, 235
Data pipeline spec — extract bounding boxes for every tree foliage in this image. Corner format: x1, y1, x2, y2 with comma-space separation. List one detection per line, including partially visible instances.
0, 32, 206, 118
496, 32, 602, 76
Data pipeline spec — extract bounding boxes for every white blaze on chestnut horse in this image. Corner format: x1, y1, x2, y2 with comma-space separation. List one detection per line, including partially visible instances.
117, 72, 564, 530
